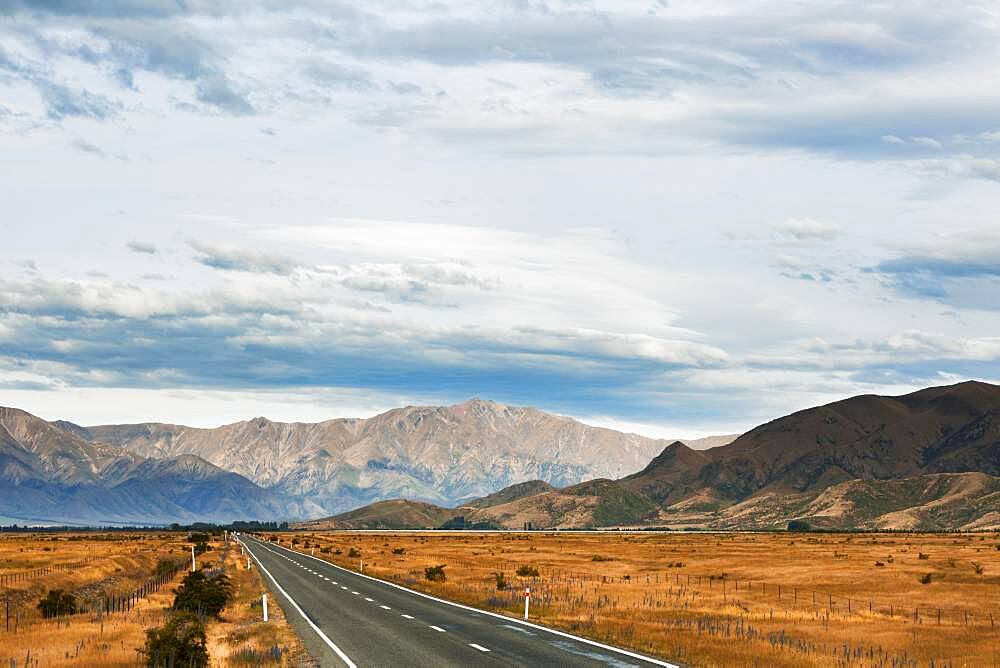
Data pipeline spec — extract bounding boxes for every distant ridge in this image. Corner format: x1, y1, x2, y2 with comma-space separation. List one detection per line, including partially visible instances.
295, 381, 1000, 531
78, 399, 732, 516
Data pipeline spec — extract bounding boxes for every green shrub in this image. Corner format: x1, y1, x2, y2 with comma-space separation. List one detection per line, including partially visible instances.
516, 565, 539, 577
348, 548, 361, 558
425, 565, 447, 582
172, 570, 233, 618
494, 572, 508, 590
38, 589, 76, 618
141, 611, 208, 667
919, 573, 933, 584
392, 548, 406, 555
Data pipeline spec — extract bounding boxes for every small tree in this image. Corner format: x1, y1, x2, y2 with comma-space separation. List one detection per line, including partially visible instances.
494, 572, 508, 590
38, 589, 77, 618
141, 611, 208, 667
172, 570, 233, 618
188, 532, 210, 555
787, 520, 812, 532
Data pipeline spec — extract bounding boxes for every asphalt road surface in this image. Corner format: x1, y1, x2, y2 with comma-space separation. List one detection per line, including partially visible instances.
237, 534, 677, 668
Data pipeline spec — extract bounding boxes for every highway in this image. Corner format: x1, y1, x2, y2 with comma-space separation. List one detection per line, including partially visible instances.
237, 535, 677, 667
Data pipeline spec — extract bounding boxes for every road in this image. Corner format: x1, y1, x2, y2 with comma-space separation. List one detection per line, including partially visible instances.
237, 535, 677, 667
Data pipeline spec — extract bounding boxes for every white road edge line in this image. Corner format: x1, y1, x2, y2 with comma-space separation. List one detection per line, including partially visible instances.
238, 539, 356, 668
264, 538, 677, 668
469, 643, 491, 652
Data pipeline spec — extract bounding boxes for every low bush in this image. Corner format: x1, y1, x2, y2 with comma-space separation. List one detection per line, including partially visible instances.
392, 548, 406, 555
516, 565, 539, 577
494, 572, 508, 590
918, 553, 930, 560
919, 573, 933, 584
37, 589, 76, 618
425, 564, 447, 582
348, 548, 361, 558
142, 611, 208, 668
590, 555, 613, 562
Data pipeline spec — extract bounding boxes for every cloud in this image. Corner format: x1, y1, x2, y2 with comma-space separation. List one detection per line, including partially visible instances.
866, 232, 1000, 306
188, 241, 301, 275
38, 81, 120, 120
194, 75, 254, 116
69, 138, 106, 156
772, 218, 844, 240
913, 155, 1000, 183
126, 240, 157, 255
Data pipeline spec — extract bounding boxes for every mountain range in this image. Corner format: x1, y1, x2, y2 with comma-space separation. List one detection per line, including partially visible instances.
0, 399, 730, 525
297, 381, 1000, 531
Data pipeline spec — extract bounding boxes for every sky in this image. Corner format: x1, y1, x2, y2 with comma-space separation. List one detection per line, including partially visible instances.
1, 1, 999, 436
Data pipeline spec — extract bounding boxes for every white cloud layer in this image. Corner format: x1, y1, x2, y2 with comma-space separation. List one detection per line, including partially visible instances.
2, 1, 1000, 434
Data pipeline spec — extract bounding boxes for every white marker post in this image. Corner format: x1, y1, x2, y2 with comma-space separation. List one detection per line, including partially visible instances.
360, 559, 364, 572
262, 594, 268, 622
524, 587, 530, 620
191, 545, 196, 572
247, 557, 251, 570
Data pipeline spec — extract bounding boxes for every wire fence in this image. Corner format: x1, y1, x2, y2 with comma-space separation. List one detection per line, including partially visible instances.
0, 559, 96, 587
2, 557, 188, 633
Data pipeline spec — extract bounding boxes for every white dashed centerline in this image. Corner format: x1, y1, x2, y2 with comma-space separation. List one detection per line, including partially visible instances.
469, 644, 491, 652
429, 625, 446, 633
379, 605, 391, 610
401, 614, 414, 620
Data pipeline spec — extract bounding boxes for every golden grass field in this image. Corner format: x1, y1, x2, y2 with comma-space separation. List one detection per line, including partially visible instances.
0, 532, 309, 667
270, 530, 1000, 668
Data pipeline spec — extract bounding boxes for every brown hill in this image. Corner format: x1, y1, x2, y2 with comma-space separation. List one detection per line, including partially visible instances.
295, 499, 459, 530
625, 381, 1000, 507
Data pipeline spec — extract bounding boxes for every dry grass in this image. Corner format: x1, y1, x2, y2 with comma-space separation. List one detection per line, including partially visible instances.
206, 543, 315, 667
0, 532, 193, 666
273, 530, 1000, 667
0, 532, 310, 667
